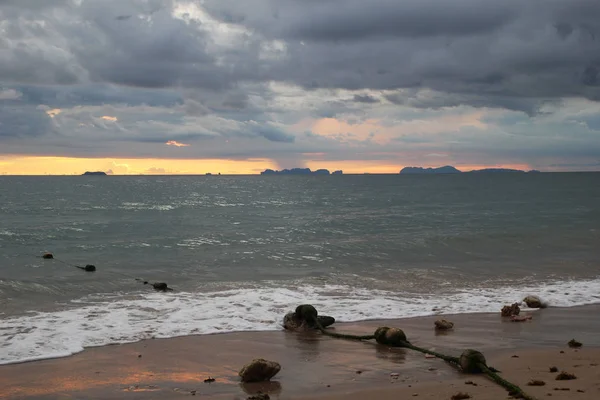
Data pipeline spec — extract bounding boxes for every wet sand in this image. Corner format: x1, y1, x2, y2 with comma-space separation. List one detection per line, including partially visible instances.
1, 304, 600, 399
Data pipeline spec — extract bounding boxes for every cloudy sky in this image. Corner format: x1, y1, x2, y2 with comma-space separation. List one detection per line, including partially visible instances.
1, 0, 600, 174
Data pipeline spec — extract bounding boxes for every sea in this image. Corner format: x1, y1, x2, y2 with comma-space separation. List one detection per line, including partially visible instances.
1, 173, 599, 365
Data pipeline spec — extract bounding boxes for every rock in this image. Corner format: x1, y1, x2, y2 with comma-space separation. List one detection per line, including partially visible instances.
317, 315, 336, 328
549, 366, 558, 372
239, 359, 281, 383
459, 350, 487, 373
501, 303, 520, 317
511, 315, 532, 322
568, 339, 582, 348
434, 319, 454, 330
555, 371, 576, 380
283, 312, 302, 330
84, 264, 96, 272
283, 312, 336, 331
42, 253, 54, 259
204, 377, 215, 383
152, 282, 172, 292
523, 295, 546, 308
374, 327, 408, 346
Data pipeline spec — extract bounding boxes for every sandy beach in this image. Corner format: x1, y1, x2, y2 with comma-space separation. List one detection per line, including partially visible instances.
1, 305, 600, 399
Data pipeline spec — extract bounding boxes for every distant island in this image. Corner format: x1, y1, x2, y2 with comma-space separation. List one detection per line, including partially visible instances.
400, 166, 461, 174
82, 171, 107, 176
261, 168, 343, 175
400, 166, 541, 175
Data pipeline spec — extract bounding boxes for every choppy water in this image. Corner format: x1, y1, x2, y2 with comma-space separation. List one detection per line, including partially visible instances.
1, 173, 599, 364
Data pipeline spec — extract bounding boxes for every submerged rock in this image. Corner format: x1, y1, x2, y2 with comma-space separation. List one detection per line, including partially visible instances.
152, 282, 172, 292
523, 295, 545, 308
282, 312, 335, 331
501, 303, 520, 317
239, 359, 281, 382
434, 319, 454, 330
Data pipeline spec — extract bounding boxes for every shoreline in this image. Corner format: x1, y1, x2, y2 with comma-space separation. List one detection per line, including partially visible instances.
4, 302, 600, 367
2, 304, 600, 399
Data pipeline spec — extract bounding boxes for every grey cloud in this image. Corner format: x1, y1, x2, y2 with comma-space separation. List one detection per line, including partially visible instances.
353, 94, 379, 104
10, 84, 182, 108
0, 105, 54, 138
0, 88, 22, 100
384, 90, 560, 116
238, 123, 295, 143
204, 0, 518, 40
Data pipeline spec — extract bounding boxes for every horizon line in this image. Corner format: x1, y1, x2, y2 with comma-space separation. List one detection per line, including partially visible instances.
2, 170, 600, 177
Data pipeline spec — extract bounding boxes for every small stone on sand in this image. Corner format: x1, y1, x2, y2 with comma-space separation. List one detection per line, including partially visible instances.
555, 371, 576, 380
528, 379, 546, 386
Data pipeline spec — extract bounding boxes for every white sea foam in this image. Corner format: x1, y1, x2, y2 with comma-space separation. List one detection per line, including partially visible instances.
1, 278, 600, 365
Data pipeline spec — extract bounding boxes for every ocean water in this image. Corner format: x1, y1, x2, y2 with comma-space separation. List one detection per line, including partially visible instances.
1, 173, 599, 364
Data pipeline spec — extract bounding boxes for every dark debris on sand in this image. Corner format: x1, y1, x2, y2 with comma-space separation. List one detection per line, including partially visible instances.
450, 393, 471, 400
527, 379, 546, 386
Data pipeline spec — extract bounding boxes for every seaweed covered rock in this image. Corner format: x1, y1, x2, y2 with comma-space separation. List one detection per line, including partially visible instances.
501, 303, 520, 317
239, 359, 281, 382
283, 312, 335, 331
523, 295, 545, 309
459, 349, 487, 373
374, 327, 408, 347
295, 304, 318, 323
434, 319, 454, 330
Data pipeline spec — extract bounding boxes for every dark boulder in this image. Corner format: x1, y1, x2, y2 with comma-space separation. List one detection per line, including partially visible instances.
152, 282, 172, 291
282, 312, 335, 330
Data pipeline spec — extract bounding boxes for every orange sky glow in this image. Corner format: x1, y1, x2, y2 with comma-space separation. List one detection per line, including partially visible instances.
0, 155, 532, 175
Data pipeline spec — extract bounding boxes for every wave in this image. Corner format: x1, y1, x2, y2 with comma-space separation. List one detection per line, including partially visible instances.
1, 277, 600, 365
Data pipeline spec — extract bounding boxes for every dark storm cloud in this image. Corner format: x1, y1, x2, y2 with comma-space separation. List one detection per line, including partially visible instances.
202, 0, 517, 40
11, 85, 183, 108
202, 0, 600, 111
353, 94, 379, 104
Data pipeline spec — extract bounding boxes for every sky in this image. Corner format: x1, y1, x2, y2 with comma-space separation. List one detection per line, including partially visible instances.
1, 0, 600, 175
